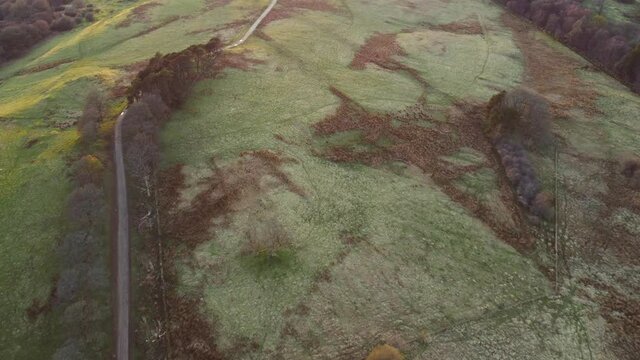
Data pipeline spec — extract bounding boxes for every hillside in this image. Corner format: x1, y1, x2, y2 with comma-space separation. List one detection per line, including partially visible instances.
0, 0, 639, 359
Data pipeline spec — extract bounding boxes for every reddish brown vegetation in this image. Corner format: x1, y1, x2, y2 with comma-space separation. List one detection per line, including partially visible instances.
497, 0, 640, 93
137, 151, 305, 357
579, 280, 640, 360
213, 50, 265, 72
161, 151, 303, 249
432, 19, 484, 35
350, 33, 407, 70
502, 13, 600, 116
314, 88, 534, 252
260, 0, 339, 28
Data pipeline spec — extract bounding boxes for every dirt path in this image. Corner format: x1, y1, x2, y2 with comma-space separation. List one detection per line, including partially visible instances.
112, 1, 279, 359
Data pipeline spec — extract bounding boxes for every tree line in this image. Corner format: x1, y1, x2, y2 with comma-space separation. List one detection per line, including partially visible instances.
120, 38, 221, 357
0, 0, 95, 63
45, 89, 110, 360
497, 0, 640, 93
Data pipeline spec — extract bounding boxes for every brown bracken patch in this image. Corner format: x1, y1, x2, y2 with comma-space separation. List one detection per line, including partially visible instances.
314, 87, 534, 253
501, 13, 600, 116
432, 19, 484, 35
579, 280, 640, 360
350, 33, 407, 70
213, 50, 266, 72
260, 0, 339, 28
139, 152, 305, 358
162, 150, 304, 249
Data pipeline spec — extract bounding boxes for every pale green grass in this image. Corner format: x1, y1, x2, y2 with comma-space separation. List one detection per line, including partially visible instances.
160, 0, 609, 358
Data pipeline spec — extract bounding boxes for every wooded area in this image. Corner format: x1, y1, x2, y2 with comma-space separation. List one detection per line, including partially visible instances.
0, 0, 95, 62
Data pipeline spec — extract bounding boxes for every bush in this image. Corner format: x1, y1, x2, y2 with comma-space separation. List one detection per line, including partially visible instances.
242, 218, 292, 262
621, 157, 640, 189
366, 344, 404, 360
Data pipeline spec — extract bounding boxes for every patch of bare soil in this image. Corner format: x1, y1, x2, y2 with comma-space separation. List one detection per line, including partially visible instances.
260, 0, 339, 29
314, 88, 534, 253
432, 19, 484, 35
117, 2, 161, 28
350, 33, 407, 70
138, 151, 305, 358
501, 13, 600, 116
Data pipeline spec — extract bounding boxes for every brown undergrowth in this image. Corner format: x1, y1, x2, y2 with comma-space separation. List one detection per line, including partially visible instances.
138, 150, 304, 358
350, 32, 429, 88
431, 19, 484, 35
260, 0, 340, 28
501, 13, 600, 116
213, 50, 266, 72
314, 87, 534, 252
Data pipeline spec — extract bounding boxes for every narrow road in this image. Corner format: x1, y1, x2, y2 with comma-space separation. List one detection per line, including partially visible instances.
112, 1, 279, 359
224, 0, 279, 50
114, 110, 130, 360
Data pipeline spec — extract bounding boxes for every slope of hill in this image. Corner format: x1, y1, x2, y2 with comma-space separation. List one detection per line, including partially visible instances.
0, 0, 639, 359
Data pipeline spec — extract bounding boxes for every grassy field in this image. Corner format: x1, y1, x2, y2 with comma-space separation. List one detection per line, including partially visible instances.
0, 0, 270, 358
1, 0, 639, 358
158, 0, 640, 358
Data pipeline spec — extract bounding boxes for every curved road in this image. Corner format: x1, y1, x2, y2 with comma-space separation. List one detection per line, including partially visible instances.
113, 1, 279, 359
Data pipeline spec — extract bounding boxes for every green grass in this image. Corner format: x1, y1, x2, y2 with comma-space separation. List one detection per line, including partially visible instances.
157, 0, 629, 358
0, 0, 273, 357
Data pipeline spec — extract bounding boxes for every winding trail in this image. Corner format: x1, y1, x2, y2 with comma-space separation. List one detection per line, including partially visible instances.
113, 1, 278, 359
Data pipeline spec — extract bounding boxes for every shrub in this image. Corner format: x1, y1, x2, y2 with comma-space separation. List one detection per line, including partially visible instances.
242, 218, 292, 263
366, 344, 404, 360
621, 157, 640, 189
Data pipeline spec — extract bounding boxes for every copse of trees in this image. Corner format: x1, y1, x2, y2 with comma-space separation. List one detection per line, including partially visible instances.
0, 0, 95, 63
486, 89, 555, 220
496, 0, 640, 93
127, 38, 222, 107
123, 39, 221, 206
48, 89, 109, 359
